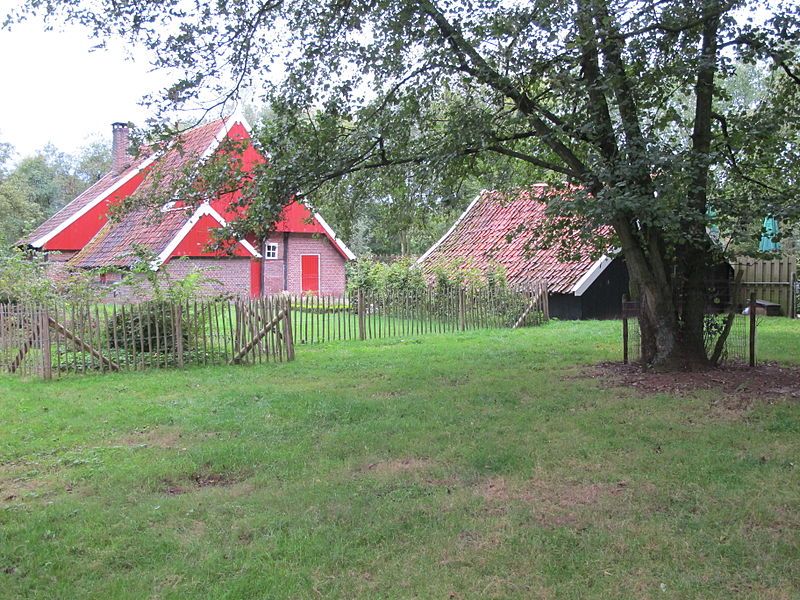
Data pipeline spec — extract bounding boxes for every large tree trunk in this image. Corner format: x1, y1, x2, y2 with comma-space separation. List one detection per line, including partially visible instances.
615, 216, 709, 370
628, 259, 709, 370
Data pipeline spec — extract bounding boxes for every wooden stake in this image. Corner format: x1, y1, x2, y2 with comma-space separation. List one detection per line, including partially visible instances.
622, 294, 629, 365
48, 316, 120, 371
749, 292, 757, 367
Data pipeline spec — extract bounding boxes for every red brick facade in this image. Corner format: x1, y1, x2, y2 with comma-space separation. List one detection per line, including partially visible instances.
165, 257, 252, 296
262, 232, 347, 296
91, 257, 251, 301
91, 233, 346, 301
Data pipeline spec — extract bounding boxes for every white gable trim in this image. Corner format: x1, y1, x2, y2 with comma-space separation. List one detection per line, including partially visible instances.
570, 254, 614, 296
154, 203, 261, 268
314, 212, 356, 260
198, 110, 255, 162
416, 191, 484, 265
33, 112, 256, 250
31, 153, 159, 249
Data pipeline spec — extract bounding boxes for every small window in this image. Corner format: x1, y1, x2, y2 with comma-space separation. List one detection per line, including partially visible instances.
265, 243, 278, 259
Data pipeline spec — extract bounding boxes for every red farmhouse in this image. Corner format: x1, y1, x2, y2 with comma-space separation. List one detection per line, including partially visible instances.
20, 114, 355, 297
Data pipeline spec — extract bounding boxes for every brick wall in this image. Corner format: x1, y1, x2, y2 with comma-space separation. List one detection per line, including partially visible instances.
97, 257, 252, 301
262, 233, 287, 294
46, 236, 346, 301
163, 257, 252, 297
260, 232, 347, 296
44, 251, 77, 284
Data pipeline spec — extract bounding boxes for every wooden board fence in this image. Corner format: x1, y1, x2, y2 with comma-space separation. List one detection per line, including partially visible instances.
1, 282, 547, 379
734, 256, 797, 318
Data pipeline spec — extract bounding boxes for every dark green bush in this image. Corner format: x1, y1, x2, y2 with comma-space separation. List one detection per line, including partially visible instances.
108, 301, 196, 352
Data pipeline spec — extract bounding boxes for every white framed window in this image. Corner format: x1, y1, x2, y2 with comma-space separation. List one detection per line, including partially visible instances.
265, 243, 278, 259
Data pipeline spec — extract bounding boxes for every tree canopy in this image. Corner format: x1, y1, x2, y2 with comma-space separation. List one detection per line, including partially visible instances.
8, 0, 800, 367
0, 138, 110, 247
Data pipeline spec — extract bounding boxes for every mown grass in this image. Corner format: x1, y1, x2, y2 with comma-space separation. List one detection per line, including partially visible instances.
0, 319, 798, 599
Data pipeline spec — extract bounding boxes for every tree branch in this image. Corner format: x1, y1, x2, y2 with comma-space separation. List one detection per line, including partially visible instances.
416, 0, 595, 183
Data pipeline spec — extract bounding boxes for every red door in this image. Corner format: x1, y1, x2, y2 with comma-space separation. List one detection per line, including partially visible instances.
301, 255, 320, 294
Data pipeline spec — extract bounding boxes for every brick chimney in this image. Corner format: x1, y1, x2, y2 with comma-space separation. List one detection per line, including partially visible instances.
111, 122, 131, 176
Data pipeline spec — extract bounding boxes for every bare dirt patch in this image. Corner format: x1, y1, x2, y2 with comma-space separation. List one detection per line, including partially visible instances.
588, 361, 800, 407
111, 427, 222, 451
115, 427, 188, 450
474, 476, 631, 527
163, 470, 241, 495
0, 464, 51, 504
358, 458, 433, 475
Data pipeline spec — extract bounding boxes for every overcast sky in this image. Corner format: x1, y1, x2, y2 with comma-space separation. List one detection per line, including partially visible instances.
0, 1, 776, 163
0, 3, 171, 160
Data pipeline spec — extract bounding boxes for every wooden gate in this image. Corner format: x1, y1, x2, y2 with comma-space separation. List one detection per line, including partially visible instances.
229, 299, 295, 364
0, 303, 50, 378
0, 297, 295, 379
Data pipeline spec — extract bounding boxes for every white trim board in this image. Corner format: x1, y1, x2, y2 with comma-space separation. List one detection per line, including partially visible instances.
314, 212, 356, 260
154, 203, 261, 268
570, 254, 614, 296
31, 153, 159, 249
198, 110, 255, 162
416, 191, 484, 265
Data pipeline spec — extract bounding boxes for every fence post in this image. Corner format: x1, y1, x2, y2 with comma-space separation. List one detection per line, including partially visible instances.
458, 287, 466, 331
284, 297, 295, 360
543, 282, 550, 321
358, 289, 366, 340
622, 294, 629, 365
40, 306, 52, 380
174, 304, 184, 368
749, 292, 756, 367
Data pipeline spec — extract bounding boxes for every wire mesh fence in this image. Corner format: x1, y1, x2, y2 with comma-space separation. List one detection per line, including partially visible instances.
622, 300, 753, 365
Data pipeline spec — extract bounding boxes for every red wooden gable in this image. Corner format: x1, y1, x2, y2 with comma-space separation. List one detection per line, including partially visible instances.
43, 171, 148, 251
30, 114, 353, 269
169, 214, 253, 258
275, 202, 326, 234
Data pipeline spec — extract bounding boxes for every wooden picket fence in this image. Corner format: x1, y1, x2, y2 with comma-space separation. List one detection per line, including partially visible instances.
0, 297, 295, 379
0, 282, 548, 379
291, 281, 549, 345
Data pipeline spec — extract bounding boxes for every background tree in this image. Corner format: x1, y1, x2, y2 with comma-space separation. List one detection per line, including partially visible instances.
0, 139, 40, 246
0, 138, 111, 247
10, 0, 799, 368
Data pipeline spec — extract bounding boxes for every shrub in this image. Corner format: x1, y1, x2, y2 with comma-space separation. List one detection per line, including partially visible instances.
0, 248, 54, 304
108, 300, 205, 352
346, 256, 426, 296
430, 258, 509, 293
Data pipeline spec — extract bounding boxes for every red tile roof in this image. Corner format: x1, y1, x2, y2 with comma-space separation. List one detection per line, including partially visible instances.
69, 119, 231, 268
134, 119, 227, 199
418, 187, 606, 294
69, 208, 191, 268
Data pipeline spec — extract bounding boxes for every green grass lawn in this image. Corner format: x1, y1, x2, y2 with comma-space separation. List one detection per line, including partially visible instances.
1, 319, 798, 599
